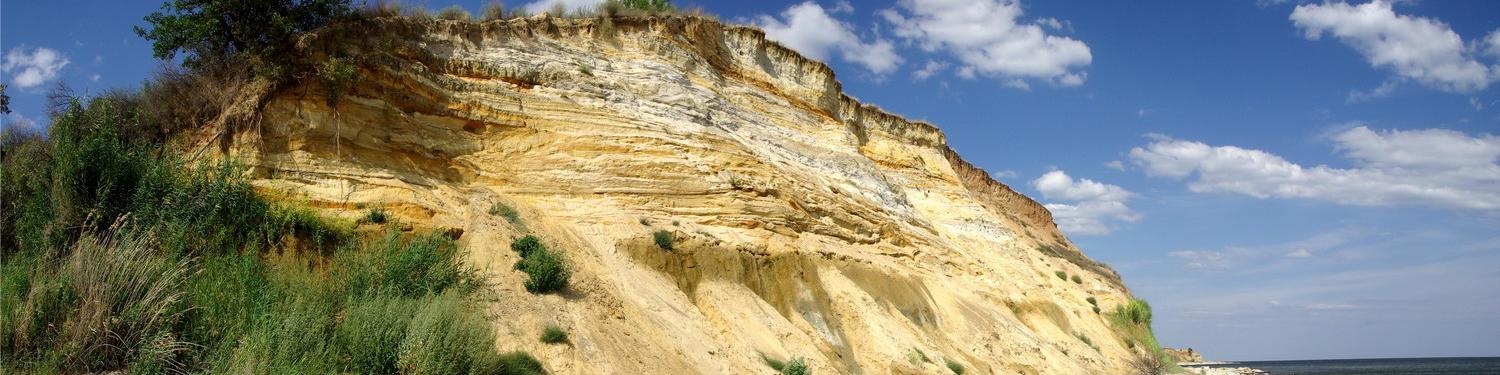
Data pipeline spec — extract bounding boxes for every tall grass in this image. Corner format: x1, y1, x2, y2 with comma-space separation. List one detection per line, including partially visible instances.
0, 91, 533, 374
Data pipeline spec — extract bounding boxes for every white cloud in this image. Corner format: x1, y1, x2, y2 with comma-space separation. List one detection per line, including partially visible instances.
522, 0, 602, 13
912, 60, 948, 80
1104, 160, 1125, 171
3, 46, 70, 89
1483, 28, 1500, 58
991, 169, 1018, 179
1136, 108, 1152, 117
1031, 170, 1139, 235
1170, 248, 1252, 271
1471, 97, 1485, 111
89, 74, 100, 82
756, 2, 903, 75
881, 0, 1092, 87
830, 0, 854, 14
1346, 80, 1397, 103
1129, 126, 1500, 210
1285, 248, 1314, 258
1290, 1, 1496, 93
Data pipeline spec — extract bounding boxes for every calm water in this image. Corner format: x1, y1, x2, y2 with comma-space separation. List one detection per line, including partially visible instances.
1196, 357, 1500, 375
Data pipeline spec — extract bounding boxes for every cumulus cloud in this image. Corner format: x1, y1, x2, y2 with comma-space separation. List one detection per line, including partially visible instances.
3, 46, 70, 89
1031, 170, 1139, 235
756, 2, 903, 75
1104, 160, 1125, 171
1129, 126, 1500, 210
1290, 1, 1497, 93
880, 0, 1091, 87
1484, 29, 1500, 58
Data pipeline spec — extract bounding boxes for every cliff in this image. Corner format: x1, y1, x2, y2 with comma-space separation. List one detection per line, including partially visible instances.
215, 14, 1144, 374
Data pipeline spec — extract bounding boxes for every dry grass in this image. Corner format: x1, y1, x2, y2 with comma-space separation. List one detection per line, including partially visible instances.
66, 220, 193, 372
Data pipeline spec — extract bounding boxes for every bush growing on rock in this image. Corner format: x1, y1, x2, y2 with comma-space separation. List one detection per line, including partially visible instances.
653, 230, 674, 251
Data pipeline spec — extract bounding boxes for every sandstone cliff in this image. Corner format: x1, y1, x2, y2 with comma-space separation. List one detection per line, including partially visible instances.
216, 14, 1144, 374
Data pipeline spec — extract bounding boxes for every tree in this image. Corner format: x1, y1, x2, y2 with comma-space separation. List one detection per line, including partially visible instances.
134, 0, 352, 69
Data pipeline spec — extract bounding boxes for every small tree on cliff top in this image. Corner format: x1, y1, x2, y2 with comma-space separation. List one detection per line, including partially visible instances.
135, 0, 352, 71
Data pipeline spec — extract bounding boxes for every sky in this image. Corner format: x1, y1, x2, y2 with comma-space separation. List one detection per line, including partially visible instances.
4, 0, 1499, 361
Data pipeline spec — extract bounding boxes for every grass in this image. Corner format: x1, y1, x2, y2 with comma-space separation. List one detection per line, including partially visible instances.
653, 230, 674, 251
1035, 243, 1124, 290
436, 5, 471, 21
510, 236, 570, 294
489, 202, 522, 226
1108, 298, 1178, 373
540, 325, 568, 344
0, 92, 534, 374
907, 347, 931, 365
945, 359, 965, 374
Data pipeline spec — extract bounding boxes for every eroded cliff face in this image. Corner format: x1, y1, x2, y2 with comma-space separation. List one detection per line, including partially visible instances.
220, 15, 1140, 374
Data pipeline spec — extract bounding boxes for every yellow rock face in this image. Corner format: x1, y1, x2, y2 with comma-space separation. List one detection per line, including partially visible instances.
224, 15, 1141, 374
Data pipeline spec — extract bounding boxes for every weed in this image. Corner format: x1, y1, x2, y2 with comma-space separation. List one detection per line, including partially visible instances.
945, 359, 965, 374
653, 230, 673, 251
540, 325, 568, 344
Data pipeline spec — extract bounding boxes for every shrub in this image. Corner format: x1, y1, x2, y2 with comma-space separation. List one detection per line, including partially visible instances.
364, 207, 388, 224
945, 359, 964, 374
511, 235, 544, 258
437, 5, 471, 21
336, 296, 420, 374
398, 292, 498, 375
1116, 299, 1153, 326
378, 231, 468, 297
318, 57, 359, 107
1071, 275, 1082, 284
481, 2, 505, 20
540, 325, 568, 344
494, 351, 547, 375
653, 230, 673, 251
1093, 305, 1101, 314
620, 0, 673, 13
517, 248, 570, 294
781, 357, 809, 375
1054, 271, 1067, 280
761, 352, 786, 371
1085, 296, 1097, 306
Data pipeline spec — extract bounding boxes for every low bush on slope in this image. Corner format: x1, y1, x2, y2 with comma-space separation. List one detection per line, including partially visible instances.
0, 93, 537, 374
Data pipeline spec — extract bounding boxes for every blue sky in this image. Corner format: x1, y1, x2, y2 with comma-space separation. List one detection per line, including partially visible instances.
5, 0, 1499, 361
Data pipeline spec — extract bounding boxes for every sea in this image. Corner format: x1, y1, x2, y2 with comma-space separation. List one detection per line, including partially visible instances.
1192, 357, 1500, 375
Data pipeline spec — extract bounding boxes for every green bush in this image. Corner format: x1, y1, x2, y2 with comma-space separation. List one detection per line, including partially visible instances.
511, 235, 544, 258
540, 325, 568, 344
518, 248, 570, 294
379, 231, 468, 297
945, 359, 964, 374
782, 357, 809, 375
398, 292, 499, 375
1085, 296, 1097, 306
337, 296, 420, 373
364, 207, 388, 224
1116, 299, 1153, 326
653, 230, 673, 251
1071, 275, 1082, 284
1054, 271, 1067, 280
494, 351, 547, 375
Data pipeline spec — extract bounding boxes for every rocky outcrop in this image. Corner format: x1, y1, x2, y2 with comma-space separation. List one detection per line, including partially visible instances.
219, 14, 1146, 374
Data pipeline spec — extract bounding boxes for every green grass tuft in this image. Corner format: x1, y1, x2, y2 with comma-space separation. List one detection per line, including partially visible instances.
540, 325, 568, 344
653, 230, 673, 251
945, 359, 965, 374
1055, 270, 1067, 280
